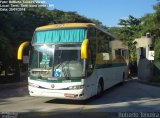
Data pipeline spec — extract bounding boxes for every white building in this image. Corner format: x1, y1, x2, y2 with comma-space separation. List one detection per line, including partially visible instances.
134, 33, 154, 63
110, 39, 129, 64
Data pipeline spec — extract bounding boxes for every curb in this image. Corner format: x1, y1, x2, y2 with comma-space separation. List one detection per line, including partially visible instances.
0, 81, 28, 90
137, 79, 160, 87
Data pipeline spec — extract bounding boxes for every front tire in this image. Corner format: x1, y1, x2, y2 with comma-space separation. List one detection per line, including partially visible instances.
123, 72, 125, 81
120, 72, 125, 85
97, 79, 104, 97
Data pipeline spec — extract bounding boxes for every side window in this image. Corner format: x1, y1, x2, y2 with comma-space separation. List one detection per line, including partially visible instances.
96, 30, 112, 66
30, 50, 38, 68
114, 49, 126, 64
87, 28, 97, 76
97, 31, 110, 53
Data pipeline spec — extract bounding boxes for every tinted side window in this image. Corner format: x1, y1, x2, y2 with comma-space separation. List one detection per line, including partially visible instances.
87, 28, 97, 76
96, 30, 112, 67
97, 30, 110, 53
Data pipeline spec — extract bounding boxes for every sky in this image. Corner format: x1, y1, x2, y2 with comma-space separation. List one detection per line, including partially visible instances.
45, 0, 158, 27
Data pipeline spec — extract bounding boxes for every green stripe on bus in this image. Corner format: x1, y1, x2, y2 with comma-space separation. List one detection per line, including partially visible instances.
96, 63, 127, 69
29, 77, 81, 83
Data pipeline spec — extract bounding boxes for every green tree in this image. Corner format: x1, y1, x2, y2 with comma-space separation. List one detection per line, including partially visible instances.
141, 2, 160, 60
118, 15, 141, 62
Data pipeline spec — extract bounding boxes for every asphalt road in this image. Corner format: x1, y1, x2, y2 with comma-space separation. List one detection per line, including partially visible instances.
0, 79, 160, 118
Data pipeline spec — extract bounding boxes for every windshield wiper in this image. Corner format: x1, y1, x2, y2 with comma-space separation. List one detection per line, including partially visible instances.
41, 60, 48, 69
54, 62, 63, 71
66, 61, 71, 79
64, 61, 71, 80
61, 61, 71, 80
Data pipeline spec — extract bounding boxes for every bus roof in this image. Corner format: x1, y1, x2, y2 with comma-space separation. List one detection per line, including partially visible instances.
35, 23, 96, 31
35, 23, 116, 39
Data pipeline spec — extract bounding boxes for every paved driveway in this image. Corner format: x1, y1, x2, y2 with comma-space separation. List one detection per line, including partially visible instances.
0, 79, 160, 118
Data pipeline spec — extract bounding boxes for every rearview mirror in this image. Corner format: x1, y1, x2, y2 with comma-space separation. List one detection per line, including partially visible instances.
81, 39, 89, 59
17, 41, 30, 60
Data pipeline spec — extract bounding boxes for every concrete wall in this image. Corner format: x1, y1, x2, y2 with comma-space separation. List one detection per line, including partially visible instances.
135, 36, 154, 80
110, 40, 128, 49
135, 37, 153, 61
135, 36, 152, 48
138, 59, 153, 81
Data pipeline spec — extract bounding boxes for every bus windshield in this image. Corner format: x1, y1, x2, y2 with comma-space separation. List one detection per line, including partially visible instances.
29, 44, 85, 79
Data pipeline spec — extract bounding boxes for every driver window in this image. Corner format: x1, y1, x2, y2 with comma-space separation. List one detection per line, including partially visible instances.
87, 28, 97, 76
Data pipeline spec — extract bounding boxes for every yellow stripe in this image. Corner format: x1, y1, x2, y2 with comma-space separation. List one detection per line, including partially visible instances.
36, 23, 95, 31
17, 42, 29, 60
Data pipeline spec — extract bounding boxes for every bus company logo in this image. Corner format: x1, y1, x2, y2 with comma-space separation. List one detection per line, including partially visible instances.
51, 84, 55, 88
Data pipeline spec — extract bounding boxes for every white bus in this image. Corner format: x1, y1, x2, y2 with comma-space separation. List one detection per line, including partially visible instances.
18, 23, 128, 100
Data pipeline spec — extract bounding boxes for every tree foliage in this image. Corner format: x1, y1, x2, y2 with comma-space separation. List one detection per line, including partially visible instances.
118, 15, 141, 42
154, 40, 160, 60
140, 2, 160, 60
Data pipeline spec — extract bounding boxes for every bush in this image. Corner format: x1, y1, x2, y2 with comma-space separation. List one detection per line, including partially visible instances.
154, 39, 160, 60
149, 76, 160, 83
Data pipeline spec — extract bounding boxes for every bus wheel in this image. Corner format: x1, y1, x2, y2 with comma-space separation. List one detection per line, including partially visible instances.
123, 72, 125, 81
120, 72, 125, 85
97, 79, 104, 97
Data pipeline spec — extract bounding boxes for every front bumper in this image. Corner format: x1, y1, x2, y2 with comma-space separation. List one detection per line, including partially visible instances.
28, 86, 88, 100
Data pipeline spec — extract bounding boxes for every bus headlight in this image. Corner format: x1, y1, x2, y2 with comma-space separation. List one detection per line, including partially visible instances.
68, 85, 84, 90
29, 82, 39, 88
